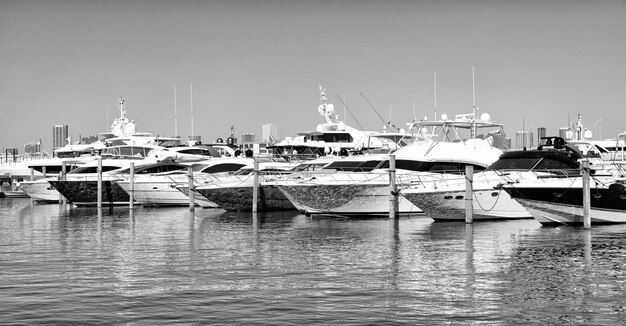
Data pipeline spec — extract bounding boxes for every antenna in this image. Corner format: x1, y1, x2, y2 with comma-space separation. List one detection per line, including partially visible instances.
343, 92, 347, 124
434, 72, 437, 121
472, 66, 476, 117
174, 86, 178, 137
471, 66, 478, 138
360, 92, 398, 132
190, 82, 194, 139
335, 94, 364, 131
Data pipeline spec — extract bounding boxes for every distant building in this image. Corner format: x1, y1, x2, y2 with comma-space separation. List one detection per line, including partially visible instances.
515, 130, 534, 149
537, 127, 546, 145
241, 133, 255, 144
52, 125, 68, 150
492, 133, 509, 150
24, 142, 42, 154
559, 127, 568, 139
261, 123, 278, 144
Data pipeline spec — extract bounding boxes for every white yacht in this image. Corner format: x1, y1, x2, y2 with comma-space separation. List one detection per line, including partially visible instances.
189, 160, 300, 211
267, 85, 411, 159
276, 113, 505, 218
400, 136, 626, 222
48, 157, 190, 207
116, 157, 255, 207
17, 158, 93, 202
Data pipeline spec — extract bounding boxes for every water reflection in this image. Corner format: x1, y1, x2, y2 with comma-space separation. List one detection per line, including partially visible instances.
3, 200, 626, 324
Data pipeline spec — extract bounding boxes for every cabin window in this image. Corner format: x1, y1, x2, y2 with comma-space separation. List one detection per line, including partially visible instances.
487, 157, 541, 171
532, 158, 577, 171
68, 166, 123, 174
136, 164, 186, 174
202, 163, 247, 174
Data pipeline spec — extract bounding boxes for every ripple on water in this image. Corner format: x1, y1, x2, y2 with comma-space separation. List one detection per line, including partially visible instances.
1, 201, 626, 324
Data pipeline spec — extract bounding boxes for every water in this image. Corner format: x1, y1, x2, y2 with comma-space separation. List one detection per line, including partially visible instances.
1, 198, 626, 325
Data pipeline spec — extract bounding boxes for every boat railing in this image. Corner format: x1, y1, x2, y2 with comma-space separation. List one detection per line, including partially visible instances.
397, 168, 592, 191
61, 173, 127, 182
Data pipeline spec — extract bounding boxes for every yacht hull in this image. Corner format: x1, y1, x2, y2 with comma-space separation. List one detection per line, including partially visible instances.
401, 189, 531, 221
278, 184, 423, 218
19, 180, 63, 202
49, 180, 131, 206
513, 198, 626, 226
117, 181, 217, 208
1, 190, 29, 198
195, 186, 295, 211
506, 186, 626, 226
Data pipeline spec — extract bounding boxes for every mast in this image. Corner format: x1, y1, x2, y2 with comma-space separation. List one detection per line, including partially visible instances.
471, 66, 477, 138
343, 92, 347, 124
190, 83, 194, 139
174, 86, 178, 137
434, 72, 437, 121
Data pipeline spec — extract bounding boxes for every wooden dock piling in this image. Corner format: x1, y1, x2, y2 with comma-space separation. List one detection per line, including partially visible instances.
465, 165, 474, 223
582, 159, 591, 229
60, 161, 67, 205
389, 154, 398, 219
252, 159, 259, 213
129, 162, 134, 209
97, 156, 102, 208
188, 166, 195, 211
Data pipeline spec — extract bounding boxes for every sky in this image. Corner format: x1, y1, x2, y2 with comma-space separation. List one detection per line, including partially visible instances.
1, 0, 625, 152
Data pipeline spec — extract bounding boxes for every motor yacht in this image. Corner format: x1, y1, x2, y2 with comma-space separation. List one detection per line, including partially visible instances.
267, 85, 412, 160
277, 113, 505, 217
116, 157, 255, 207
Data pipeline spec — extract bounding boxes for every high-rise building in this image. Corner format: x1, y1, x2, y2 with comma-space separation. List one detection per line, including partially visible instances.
515, 130, 534, 149
242, 133, 255, 144
261, 123, 278, 144
52, 125, 68, 150
24, 142, 42, 154
492, 132, 509, 150
537, 127, 546, 145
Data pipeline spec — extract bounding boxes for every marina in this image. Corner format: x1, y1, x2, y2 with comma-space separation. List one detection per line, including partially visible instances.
2, 1, 626, 324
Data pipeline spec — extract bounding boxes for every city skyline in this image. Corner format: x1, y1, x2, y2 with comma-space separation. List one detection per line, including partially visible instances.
2, 0, 625, 152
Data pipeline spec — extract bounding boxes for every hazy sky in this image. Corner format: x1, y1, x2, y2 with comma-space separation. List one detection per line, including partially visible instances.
1, 0, 625, 152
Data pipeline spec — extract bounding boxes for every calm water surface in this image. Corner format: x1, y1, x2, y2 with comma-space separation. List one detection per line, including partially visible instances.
1, 198, 626, 325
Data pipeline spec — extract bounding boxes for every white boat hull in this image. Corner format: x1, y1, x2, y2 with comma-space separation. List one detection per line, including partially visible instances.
401, 188, 532, 221
1, 190, 30, 198
278, 184, 423, 218
19, 180, 63, 202
117, 181, 218, 208
514, 198, 626, 226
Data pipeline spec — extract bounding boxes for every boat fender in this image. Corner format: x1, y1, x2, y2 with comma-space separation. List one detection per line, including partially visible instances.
609, 183, 626, 197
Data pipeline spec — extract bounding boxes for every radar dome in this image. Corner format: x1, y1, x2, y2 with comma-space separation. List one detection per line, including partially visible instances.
326, 103, 335, 113
583, 129, 593, 139
441, 113, 448, 121
480, 113, 491, 122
